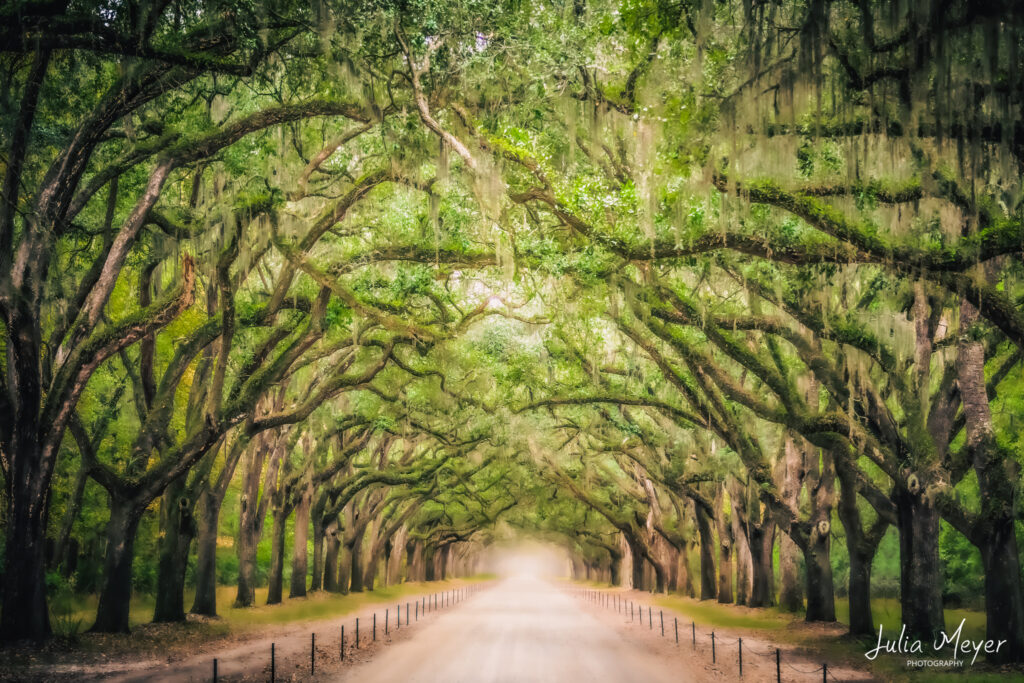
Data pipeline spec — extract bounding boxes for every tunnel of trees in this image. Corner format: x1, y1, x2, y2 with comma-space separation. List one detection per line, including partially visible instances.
1, 0, 1023, 668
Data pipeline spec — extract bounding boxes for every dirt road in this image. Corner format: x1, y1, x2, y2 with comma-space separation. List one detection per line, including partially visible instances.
332, 576, 702, 683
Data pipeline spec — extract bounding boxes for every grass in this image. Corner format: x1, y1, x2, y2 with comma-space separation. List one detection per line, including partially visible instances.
66, 577, 486, 632
652, 593, 792, 631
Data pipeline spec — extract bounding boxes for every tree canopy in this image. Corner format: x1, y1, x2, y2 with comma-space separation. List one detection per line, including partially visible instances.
2, 0, 1023, 667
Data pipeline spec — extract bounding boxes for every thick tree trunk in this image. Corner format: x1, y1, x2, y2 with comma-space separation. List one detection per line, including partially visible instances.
234, 435, 278, 608
348, 526, 368, 592
694, 505, 716, 600
895, 489, 944, 641
424, 544, 437, 581
731, 497, 753, 605
235, 512, 259, 608
311, 514, 325, 593
407, 540, 423, 582
364, 546, 383, 591
979, 524, 1024, 663
289, 485, 311, 598
679, 541, 695, 597
338, 543, 353, 594
778, 536, 802, 612
835, 458, 884, 636
959, 300, 1024, 662
747, 520, 775, 608
1, 468, 52, 640
653, 559, 666, 593
266, 505, 288, 605
190, 490, 222, 616
439, 544, 451, 580
715, 488, 733, 604
609, 551, 622, 586
847, 545, 874, 635
626, 537, 647, 591
779, 427, 806, 613
803, 446, 835, 622
323, 522, 341, 592
803, 530, 835, 622
91, 499, 142, 633
152, 481, 195, 622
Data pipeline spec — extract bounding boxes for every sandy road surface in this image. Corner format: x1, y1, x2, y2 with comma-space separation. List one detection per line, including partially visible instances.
333, 576, 701, 683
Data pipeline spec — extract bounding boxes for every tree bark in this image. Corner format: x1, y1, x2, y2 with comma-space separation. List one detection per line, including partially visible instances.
289, 483, 311, 598
747, 517, 775, 608
895, 488, 945, 641
234, 434, 281, 608
694, 503, 717, 600
323, 521, 341, 592
152, 480, 195, 622
835, 456, 888, 636
190, 489, 222, 616
91, 498, 142, 633
803, 446, 836, 622
348, 523, 369, 592
959, 299, 1024, 662
310, 507, 326, 592
1, 468, 52, 640
715, 486, 733, 604
730, 492, 753, 605
266, 504, 289, 605
779, 438, 804, 612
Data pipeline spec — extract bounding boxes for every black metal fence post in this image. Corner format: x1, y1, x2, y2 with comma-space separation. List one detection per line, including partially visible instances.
660, 610, 664, 636
407, 602, 410, 625
373, 613, 377, 641
385, 609, 389, 636
674, 617, 678, 644
711, 632, 716, 663
648, 606, 652, 630
341, 625, 345, 661
692, 621, 696, 648
775, 649, 781, 683
270, 643, 276, 683
738, 638, 742, 677
311, 633, 315, 675
213, 658, 218, 683
356, 618, 360, 649
822, 663, 827, 683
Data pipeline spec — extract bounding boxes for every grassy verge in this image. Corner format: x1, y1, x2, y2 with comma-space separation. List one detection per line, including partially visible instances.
0, 576, 490, 669
63, 577, 488, 631
577, 582, 1018, 682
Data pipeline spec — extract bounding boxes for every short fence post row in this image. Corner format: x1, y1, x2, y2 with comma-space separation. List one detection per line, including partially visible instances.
575, 588, 820, 683
237, 585, 487, 682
